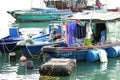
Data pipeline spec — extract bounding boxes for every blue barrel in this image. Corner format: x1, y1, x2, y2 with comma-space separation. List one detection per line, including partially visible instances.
85, 49, 99, 62
105, 46, 120, 58
76, 51, 86, 61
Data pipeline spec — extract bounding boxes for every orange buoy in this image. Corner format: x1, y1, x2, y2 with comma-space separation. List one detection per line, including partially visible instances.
19, 55, 27, 62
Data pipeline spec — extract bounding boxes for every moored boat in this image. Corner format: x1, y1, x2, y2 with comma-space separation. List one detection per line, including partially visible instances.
17, 23, 66, 57
41, 11, 120, 62
0, 27, 23, 53
7, 0, 73, 22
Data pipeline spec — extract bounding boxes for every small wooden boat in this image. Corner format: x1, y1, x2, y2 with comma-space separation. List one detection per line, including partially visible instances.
17, 35, 65, 56
0, 27, 23, 53
17, 24, 66, 57
41, 11, 120, 62
7, 0, 73, 22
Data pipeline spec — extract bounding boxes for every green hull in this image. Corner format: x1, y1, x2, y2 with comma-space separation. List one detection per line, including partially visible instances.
14, 14, 61, 22
7, 8, 73, 22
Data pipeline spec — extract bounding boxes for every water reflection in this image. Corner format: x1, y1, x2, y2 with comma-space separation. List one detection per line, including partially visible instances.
60, 58, 120, 80
12, 21, 57, 28
1, 53, 120, 80
0, 54, 42, 80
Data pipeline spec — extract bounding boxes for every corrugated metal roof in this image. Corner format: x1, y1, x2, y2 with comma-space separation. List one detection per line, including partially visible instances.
99, 12, 120, 20
67, 11, 120, 20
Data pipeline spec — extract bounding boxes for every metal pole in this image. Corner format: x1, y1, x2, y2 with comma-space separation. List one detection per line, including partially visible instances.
61, 0, 63, 9
31, 0, 33, 9
53, 0, 54, 7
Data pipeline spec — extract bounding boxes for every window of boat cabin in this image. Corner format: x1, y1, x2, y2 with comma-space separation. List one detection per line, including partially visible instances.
92, 23, 106, 44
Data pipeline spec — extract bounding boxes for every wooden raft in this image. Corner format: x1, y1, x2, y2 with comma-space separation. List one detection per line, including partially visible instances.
39, 58, 76, 76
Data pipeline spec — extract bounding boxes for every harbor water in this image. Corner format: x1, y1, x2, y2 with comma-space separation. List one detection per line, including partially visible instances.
1, 51, 120, 80
0, 1, 120, 79
1, 21, 120, 80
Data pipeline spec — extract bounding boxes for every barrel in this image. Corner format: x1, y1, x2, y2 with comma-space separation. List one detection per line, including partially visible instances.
85, 49, 99, 62
85, 49, 108, 62
105, 46, 120, 58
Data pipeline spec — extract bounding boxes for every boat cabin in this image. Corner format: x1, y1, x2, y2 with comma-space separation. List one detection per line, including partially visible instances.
44, 0, 87, 12
41, 12, 120, 62
65, 12, 120, 47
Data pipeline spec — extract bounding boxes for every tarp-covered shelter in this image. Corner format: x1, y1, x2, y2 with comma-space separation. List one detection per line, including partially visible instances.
65, 11, 120, 46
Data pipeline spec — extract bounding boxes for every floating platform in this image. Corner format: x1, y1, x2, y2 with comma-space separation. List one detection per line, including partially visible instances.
39, 58, 76, 76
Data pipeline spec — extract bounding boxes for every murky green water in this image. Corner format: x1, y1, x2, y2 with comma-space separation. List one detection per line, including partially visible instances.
12, 22, 52, 28
1, 22, 120, 80
1, 0, 120, 79
0, 52, 41, 80
1, 51, 120, 80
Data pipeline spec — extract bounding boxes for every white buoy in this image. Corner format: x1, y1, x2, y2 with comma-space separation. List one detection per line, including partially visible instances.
20, 55, 27, 62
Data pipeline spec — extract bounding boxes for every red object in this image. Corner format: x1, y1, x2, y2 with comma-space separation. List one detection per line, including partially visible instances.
75, 20, 81, 23
61, 47, 76, 50
55, 34, 61, 38
67, 15, 73, 18
20, 56, 27, 62
96, 0, 102, 9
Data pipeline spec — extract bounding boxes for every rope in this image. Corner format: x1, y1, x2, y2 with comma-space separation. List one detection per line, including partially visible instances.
46, 65, 54, 76
1, 39, 17, 53
2, 40, 6, 53
42, 53, 48, 63
25, 45, 42, 59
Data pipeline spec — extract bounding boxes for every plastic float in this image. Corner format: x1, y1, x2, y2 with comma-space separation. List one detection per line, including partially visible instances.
85, 49, 107, 62
19, 55, 27, 62
106, 46, 120, 58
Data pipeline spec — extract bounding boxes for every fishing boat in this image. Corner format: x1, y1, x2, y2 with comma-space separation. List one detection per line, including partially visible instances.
41, 11, 120, 62
7, 0, 73, 22
0, 27, 23, 53
17, 23, 66, 57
